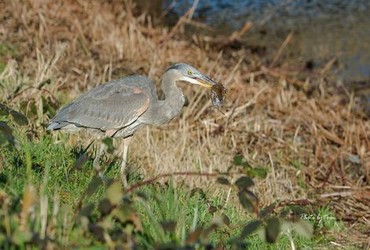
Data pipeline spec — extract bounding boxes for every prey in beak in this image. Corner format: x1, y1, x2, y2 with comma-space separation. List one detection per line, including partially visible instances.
190, 73, 227, 108
168, 63, 227, 108
211, 82, 226, 108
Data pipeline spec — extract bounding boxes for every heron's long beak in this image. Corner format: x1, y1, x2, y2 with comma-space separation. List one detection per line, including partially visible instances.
191, 74, 219, 88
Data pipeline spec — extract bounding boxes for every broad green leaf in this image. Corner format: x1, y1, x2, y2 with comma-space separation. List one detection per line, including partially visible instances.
111, 207, 127, 223
233, 154, 244, 165
241, 219, 263, 238
259, 203, 276, 218
233, 154, 252, 168
292, 219, 313, 238
221, 213, 231, 226
10, 110, 28, 126
247, 167, 268, 178
88, 223, 105, 241
106, 181, 123, 205
98, 198, 113, 216
85, 176, 103, 196
79, 203, 95, 218
0, 121, 15, 146
217, 176, 231, 185
265, 217, 281, 243
238, 190, 259, 213
235, 176, 254, 189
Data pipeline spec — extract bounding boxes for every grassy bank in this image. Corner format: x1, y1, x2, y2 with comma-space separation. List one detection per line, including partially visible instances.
0, 0, 369, 249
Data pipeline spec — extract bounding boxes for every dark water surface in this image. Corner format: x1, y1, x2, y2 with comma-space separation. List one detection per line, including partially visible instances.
163, 0, 370, 86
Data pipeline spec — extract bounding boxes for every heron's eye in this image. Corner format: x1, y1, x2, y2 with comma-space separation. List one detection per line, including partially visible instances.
187, 70, 193, 75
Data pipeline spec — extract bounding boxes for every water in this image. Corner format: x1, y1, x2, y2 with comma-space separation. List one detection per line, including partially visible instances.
164, 0, 370, 84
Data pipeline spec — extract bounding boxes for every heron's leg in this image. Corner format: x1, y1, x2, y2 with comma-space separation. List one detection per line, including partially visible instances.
93, 143, 106, 180
120, 136, 132, 186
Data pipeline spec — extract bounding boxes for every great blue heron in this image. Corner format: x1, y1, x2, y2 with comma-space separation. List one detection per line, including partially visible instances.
47, 63, 225, 184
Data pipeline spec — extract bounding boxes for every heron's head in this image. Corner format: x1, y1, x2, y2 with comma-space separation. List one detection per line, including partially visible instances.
165, 63, 218, 88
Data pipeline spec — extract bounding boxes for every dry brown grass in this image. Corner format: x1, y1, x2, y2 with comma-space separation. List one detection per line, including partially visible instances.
1, 0, 369, 245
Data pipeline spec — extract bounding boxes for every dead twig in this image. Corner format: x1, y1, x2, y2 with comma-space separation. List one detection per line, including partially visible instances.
271, 32, 294, 67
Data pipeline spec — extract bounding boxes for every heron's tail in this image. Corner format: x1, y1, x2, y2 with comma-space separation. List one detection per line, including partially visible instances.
46, 122, 69, 130
47, 122, 60, 130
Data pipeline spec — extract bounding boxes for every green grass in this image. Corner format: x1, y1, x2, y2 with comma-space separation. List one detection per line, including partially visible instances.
0, 119, 346, 249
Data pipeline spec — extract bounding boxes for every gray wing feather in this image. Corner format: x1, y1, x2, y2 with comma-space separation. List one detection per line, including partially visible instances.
49, 76, 153, 130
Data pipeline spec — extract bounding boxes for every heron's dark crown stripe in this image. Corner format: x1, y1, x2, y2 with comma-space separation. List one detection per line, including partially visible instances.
165, 63, 185, 72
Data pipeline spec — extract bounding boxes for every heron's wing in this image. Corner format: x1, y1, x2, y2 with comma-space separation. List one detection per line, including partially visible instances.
50, 77, 151, 130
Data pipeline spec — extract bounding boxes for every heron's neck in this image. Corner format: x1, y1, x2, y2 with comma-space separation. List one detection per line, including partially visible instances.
142, 71, 186, 125
160, 71, 186, 121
